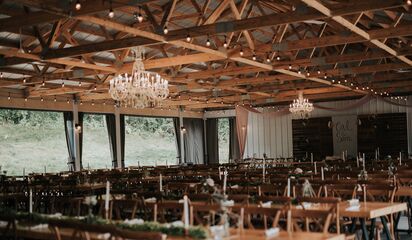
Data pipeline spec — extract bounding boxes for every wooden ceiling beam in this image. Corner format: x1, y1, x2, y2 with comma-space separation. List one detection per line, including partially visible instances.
302, 0, 412, 66
0, 0, 159, 31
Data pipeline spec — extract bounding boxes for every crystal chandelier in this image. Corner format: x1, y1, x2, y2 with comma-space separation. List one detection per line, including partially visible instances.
109, 47, 169, 108
289, 91, 314, 118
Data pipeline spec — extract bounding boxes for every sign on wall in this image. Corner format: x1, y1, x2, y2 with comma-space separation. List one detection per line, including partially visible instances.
332, 115, 357, 157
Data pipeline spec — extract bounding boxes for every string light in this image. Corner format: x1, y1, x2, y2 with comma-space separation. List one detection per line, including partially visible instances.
206, 36, 211, 47
0, 72, 3, 78
75, 0, 81, 10
407, 0, 412, 6
306, 71, 310, 77
239, 47, 244, 56
223, 36, 228, 48
108, 1, 114, 18
92, 100, 95, 106
276, 54, 281, 61
266, 53, 271, 63
94, 85, 97, 91
23, 77, 26, 83
62, 82, 65, 88
317, 69, 321, 74
288, 64, 292, 70
163, 25, 168, 34
298, 68, 302, 75
186, 34, 191, 42
323, 73, 327, 79
24, 97, 27, 102
42, 80, 45, 86
252, 53, 257, 61
137, 7, 143, 22
67, 99, 70, 104
7, 93, 10, 100
103, 101, 106, 105
79, 81, 82, 87
54, 96, 57, 102
80, 101, 83, 105
41, 97, 44, 102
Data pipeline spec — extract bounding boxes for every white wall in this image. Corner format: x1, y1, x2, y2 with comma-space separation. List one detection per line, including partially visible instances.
205, 97, 411, 159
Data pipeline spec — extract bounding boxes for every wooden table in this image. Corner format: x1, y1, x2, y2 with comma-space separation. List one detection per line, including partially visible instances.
226, 229, 345, 240
0, 225, 345, 240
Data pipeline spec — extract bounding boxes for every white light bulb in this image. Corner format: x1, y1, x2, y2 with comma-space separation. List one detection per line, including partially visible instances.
109, 9, 114, 18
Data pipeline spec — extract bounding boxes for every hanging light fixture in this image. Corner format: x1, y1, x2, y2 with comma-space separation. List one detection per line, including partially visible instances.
289, 91, 314, 119
109, 47, 169, 109
75, 0, 81, 10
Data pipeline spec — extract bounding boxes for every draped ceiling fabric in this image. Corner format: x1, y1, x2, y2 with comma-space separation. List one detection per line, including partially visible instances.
183, 118, 205, 164
206, 118, 219, 164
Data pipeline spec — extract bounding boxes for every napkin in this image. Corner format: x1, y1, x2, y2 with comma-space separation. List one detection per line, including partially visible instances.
261, 201, 272, 208
222, 200, 235, 207
144, 197, 157, 203
265, 227, 280, 237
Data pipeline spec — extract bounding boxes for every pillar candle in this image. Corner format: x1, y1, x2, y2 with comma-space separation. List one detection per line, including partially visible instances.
262, 157, 266, 183
321, 167, 324, 181
287, 178, 291, 197
223, 170, 227, 195
314, 162, 317, 175
29, 188, 33, 213
218, 167, 222, 180
310, 153, 313, 164
399, 152, 402, 165
105, 181, 110, 219
356, 156, 359, 168
375, 149, 378, 160
363, 153, 366, 171
183, 195, 189, 229
159, 174, 163, 192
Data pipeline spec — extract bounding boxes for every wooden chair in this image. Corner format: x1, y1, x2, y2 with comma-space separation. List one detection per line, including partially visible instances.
292, 197, 341, 234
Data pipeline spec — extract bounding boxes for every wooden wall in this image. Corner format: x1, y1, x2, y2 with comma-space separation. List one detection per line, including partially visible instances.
292, 117, 333, 160
358, 113, 408, 158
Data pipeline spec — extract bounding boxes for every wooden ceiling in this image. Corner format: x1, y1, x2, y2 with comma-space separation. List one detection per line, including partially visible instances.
0, 0, 412, 111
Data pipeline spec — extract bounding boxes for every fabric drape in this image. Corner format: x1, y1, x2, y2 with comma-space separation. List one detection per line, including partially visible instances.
78, 112, 84, 169
120, 115, 125, 168
229, 117, 240, 161
63, 112, 75, 171
183, 118, 204, 164
235, 106, 249, 159
206, 118, 219, 164
173, 118, 181, 164
106, 114, 117, 168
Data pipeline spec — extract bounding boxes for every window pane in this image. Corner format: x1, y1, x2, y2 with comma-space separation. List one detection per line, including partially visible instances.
0, 109, 67, 175
218, 118, 229, 163
82, 114, 111, 169
125, 116, 177, 166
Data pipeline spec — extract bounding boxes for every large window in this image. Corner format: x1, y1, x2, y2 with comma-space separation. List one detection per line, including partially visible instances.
218, 118, 229, 163
124, 116, 177, 166
0, 109, 67, 175
82, 114, 111, 169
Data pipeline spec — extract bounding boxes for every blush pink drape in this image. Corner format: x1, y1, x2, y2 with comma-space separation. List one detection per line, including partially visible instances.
235, 106, 250, 159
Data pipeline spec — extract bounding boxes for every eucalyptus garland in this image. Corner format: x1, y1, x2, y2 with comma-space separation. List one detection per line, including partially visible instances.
0, 208, 207, 239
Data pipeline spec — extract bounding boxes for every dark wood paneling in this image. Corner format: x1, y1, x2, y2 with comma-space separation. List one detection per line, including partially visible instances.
292, 117, 333, 160
358, 113, 407, 158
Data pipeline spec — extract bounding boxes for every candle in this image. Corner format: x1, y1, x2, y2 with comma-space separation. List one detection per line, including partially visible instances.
375, 149, 378, 160
310, 153, 313, 164
321, 167, 324, 181
262, 157, 266, 183
356, 156, 360, 168
314, 162, 317, 175
29, 188, 33, 213
105, 181, 110, 219
287, 178, 291, 197
159, 174, 163, 192
218, 167, 222, 180
223, 170, 227, 195
363, 153, 366, 171
183, 195, 189, 229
